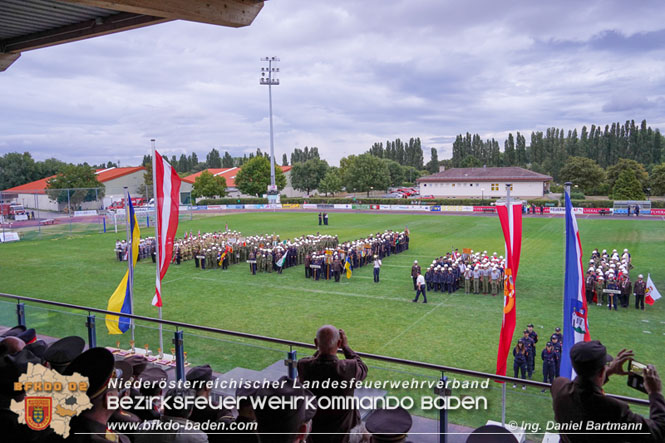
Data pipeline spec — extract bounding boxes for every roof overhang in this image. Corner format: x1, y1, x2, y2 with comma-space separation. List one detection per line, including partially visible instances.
417, 177, 553, 183
1, 0, 264, 71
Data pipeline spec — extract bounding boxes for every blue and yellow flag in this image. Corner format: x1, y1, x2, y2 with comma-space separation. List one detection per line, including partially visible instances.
345, 256, 352, 279
105, 194, 140, 334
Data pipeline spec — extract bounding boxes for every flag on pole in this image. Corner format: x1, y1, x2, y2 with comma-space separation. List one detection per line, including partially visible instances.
153, 150, 181, 307
345, 256, 352, 279
277, 251, 288, 268
495, 198, 523, 377
106, 193, 140, 334
560, 189, 591, 379
645, 274, 662, 305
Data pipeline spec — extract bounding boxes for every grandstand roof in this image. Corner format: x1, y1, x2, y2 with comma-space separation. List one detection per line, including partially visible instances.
417, 167, 552, 183
183, 165, 292, 187
4, 166, 145, 193
0, 0, 265, 71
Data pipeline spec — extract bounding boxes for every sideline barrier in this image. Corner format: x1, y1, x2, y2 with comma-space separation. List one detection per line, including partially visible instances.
282, 203, 301, 209
652, 208, 665, 215
583, 208, 610, 214
73, 210, 98, 217
244, 204, 265, 209
549, 207, 583, 215
333, 204, 352, 209
303, 203, 318, 209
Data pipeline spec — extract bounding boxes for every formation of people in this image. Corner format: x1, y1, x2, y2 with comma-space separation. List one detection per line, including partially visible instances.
304, 229, 410, 282
511, 324, 564, 391
585, 247, 647, 310
412, 249, 506, 303
114, 237, 156, 262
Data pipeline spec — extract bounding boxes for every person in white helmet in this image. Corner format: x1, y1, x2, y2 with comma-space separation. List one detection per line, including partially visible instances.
411, 260, 421, 290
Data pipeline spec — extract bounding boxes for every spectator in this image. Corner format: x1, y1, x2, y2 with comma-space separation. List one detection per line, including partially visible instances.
136, 387, 208, 443
297, 326, 368, 442
634, 274, 647, 310
551, 341, 665, 442
186, 364, 232, 424
512, 340, 528, 389
249, 375, 316, 443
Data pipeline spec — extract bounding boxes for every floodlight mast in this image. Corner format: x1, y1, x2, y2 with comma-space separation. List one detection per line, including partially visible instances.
260, 56, 280, 193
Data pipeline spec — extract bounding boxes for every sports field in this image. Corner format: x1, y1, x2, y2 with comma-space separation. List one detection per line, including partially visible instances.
1, 211, 662, 432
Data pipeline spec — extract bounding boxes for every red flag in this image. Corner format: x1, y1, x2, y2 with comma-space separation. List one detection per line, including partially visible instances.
153, 150, 181, 307
495, 200, 523, 378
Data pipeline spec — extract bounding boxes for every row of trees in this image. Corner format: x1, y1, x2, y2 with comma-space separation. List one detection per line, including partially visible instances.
451, 120, 664, 181
366, 137, 425, 170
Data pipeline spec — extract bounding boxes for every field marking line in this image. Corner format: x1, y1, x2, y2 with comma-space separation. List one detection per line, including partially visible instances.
190, 275, 416, 303
162, 276, 189, 284
376, 302, 447, 352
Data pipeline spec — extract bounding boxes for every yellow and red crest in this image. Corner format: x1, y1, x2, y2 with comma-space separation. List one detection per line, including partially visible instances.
25, 397, 52, 431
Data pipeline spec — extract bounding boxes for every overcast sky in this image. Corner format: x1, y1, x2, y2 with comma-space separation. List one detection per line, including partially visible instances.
2, 0, 665, 166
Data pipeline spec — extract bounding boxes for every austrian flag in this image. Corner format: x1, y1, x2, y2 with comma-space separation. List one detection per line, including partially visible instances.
153, 150, 181, 307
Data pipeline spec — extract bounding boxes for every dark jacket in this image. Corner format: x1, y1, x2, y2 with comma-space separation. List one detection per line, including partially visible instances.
551, 376, 665, 442
296, 346, 368, 442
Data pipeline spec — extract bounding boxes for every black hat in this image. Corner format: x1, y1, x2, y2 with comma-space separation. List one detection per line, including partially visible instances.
523, 329, 529, 334
550, 334, 558, 340
555, 327, 561, 332
17, 329, 36, 344
366, 407, 413, 441
63, 347, 116, 400
0, 348, 42, 396
527, 323, 534, 327
44, 336, 86, 371
186, 364, 214, 383
114, 360, 133, 385
1, 325, 26, 337
25, 340, 48, 359
247, 376, 317, 435
570, 340, 613, 378
546, 342, 553, 346
124, 354, 148, 377
138, 366, 167, 383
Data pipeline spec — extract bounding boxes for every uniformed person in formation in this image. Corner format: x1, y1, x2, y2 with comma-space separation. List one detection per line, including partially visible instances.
411, 261, 421, 290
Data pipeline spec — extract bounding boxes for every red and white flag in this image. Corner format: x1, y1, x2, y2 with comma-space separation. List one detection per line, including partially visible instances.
645, 274, 662, 305
153, 150, 181, 307
495, 199, 523, 377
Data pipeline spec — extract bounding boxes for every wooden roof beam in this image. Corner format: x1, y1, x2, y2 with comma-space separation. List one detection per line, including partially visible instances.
59, 0, 264, 28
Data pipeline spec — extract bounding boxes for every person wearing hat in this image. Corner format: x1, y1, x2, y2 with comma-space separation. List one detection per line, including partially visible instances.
108, 360, 142, 430
521, 330, 535, 379
527, 324, 538, 376
373, 255, 382, 283
550, 334, 562, 377
472, 264, 481, 294
595, 274, 605, 306
634, 274, 647, 310
296, 326, 368, 441
411, 261, 421, 291
541, 342, 558, 392
43, 335, 86, 374
64, 347, 131, 443
490, 266, 501, 296
130, 366, 168, 422
606, 275, 619, 311
585, 270, 596, 305
365, 407, 413, 442
135, 387, 208, 443
245, 375, 316, 443
620, 272, 632, 309
332, 255, 342, 282
551, 341, 665, 442
512, 339, 529, 389
186, 364, 232, 425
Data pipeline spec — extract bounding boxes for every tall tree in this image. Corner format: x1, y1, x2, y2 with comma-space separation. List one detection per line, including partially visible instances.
206, 148, 222, 168
46, 165, 105, 211
222, 151, 234, 168
503, 133, 515, 166
178, 154, 190, 173
611, 170, 645, 200
0, 152, 38, 190
234, 156, 286, 197
426, 148, 439, 173
382, 159, 404, 187
342, 154, 390, 196
318, 168, 343, 196
282, 153, 288, 166
559, 156, 606, 194
191, 171, 227, 199
606, 159, 649, 191
649, 163, 665, 196
289, 159, 329, 195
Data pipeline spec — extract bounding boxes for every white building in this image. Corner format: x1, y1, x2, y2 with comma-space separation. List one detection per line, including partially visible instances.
4, 166, 146, 211
417, 167, 552, 198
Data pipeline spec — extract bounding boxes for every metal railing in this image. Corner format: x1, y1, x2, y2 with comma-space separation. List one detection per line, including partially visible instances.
0, 292, 651, 442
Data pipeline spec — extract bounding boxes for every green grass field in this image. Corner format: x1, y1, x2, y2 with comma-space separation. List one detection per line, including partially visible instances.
1, 211, 663, 434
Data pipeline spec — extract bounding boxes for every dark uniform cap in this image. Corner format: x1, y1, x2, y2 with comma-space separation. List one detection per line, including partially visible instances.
570, 340, 613, 378
527, 323, 534, 327
365, 407, 413, 441
247, 376, 316, 434
0, 348, 42, 396
186, 364, 214, 383
63, 347, 116, 400
25, 340, 48, 359
550, 335, 558, 340
555, 327, 561, 332
114, 360, 133, 385
138, 366, 168, 383
17, 328, 37, 344
1, 325, 26, 337
523, 330, 529, 334
44, 336, 86, 367
123, 354, 148, 377
546, 342, 553, 346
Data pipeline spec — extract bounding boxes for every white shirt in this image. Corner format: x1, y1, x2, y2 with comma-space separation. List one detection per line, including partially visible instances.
374, 259, 382, 268
416, 274, 426, 287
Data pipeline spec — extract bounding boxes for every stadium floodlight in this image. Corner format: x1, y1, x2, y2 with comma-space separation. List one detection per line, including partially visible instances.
260, 57, 280, 193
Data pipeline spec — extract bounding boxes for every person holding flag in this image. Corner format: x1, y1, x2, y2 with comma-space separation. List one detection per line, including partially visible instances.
559, 183, 591, 381
105, 191, 139, 335
344, 255, 352, 279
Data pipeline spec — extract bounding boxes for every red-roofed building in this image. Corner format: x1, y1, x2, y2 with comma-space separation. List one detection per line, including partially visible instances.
416, 167, 552, 198
4, 166, 146, 211
182, 165, 305, 198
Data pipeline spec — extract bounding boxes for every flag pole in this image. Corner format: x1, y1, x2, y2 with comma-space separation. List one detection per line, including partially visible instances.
124, 187, 135, 344
151, 139, 164, 358
564, 181, 571, 328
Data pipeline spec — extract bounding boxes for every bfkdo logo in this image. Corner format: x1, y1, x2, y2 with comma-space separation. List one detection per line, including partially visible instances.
25, 397, 52, 431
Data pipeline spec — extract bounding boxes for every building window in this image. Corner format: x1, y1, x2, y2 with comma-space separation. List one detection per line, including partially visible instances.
491, 183, 499, 191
